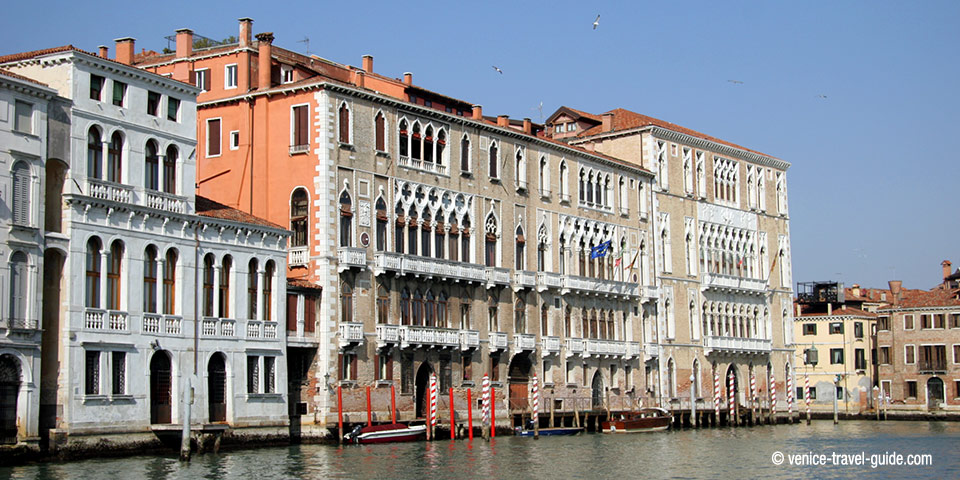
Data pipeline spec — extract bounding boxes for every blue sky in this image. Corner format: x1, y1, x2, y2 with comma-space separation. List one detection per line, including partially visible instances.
7, 1, 959, 290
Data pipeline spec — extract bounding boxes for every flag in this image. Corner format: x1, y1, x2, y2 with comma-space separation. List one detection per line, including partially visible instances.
626, 248, 642, 271
590, 240, 612, 259
767, 251, 780, 281
737, 242, 748, 268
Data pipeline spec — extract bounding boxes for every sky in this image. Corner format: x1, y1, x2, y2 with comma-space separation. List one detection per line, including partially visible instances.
5, 0, 959, 291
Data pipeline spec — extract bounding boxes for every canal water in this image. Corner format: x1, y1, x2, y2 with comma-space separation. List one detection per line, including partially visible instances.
3, 421, 958, 479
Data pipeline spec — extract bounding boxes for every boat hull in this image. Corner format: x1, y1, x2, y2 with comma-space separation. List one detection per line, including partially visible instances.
514, 427, 584, 437
601, 409, 672, 433
348, 424, 427, 444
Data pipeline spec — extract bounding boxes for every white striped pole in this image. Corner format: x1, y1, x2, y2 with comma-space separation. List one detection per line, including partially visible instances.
787, 372, 794, 417
430, 373, 438, 427
804, 372, 811, 424
481, 374, 491, 430
531, 373, 540, 424
727, 370, 735, 425
770, 370, 777, 421
713, 371, 720, 423
750, 370, 757, 424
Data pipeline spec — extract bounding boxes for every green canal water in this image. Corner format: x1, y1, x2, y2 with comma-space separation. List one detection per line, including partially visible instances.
3, 421, 958, 479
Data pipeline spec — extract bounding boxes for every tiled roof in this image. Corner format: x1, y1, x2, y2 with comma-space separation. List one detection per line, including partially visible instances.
799, 306, 876, 318
287, 278, 323, 291
195, 195, 286, 230
852, 285, 960, 309
0, 45, 77, 64
0, 68, 49, 87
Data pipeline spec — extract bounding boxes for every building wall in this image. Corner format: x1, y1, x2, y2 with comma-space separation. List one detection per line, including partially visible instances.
793, 315, 874, 412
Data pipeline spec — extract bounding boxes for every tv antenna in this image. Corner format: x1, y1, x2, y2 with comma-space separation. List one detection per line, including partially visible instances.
297, 36, 310, 56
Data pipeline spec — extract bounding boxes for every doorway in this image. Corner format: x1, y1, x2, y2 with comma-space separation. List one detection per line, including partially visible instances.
208, 353, 227, 423
415, 362, 433, 419
928, 377, 945, 409
591, 370, 604, 409
150, 352, 172, 424
508, 354, 532, 410
0, 354, 20, 444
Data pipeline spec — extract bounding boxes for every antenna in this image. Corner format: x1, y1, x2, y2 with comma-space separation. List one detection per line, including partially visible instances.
297, 36, 310, 56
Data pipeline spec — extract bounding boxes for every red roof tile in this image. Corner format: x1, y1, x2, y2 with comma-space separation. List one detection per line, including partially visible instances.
0, 68, 49, 87
287, 278, 323, 291
195, 195, 286, 230
0, 45, 195, 88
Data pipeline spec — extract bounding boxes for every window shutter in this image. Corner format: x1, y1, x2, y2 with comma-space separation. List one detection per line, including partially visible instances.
387, 356, 394, 381
304, 295, 316, 333
338, 353, 344, 380
286, 293, 298, 331
12, 164, 29, 225
189, 71, 197, 86
918, 346, 927, 367
203, 71, 211, 92
350, 354, 358, 380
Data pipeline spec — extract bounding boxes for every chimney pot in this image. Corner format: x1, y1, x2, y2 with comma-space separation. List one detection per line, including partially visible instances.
256, 32, 274, 90
497, 115, 509, 127
472, 105, 482, 120
355, 70, 365, 88
175, 28, 193, 59
602, 113, 613, 132
238, 18, 253, 48
403, 72, 412, 85
522, 118, 532, 135
851, 284, 861, 297
362, 55, 373, 74
98, 46, 108, 58
942, 260, 952, 281
888, 280, 903, 305
114, 37, 136, 65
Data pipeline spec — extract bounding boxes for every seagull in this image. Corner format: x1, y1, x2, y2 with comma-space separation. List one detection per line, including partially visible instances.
816, 94, 828, 99
727, 80, 744, 85
492, 65, 503, 74
593, 14, 601, 30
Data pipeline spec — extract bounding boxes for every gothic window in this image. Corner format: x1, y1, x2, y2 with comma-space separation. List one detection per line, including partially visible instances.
411, 123, 422, 160
85, 237, 102, 308
395, 206, 406, 253
87, 126, 103, 180
515, 225, 525, 270
291, 188, 309, 248
424, 126, 434, 164
514, 295, 526, 334
145, 140, 159, 190
339, 190, 352, 247
375, 111, 386, 151
461, 218, 471, 263
400, 288, 411, 325
376, 197, 388, 252
107, 131, 123, 183
413, 289, 424, 326
438, 291, 448, 328
341, 280, 353, 323
460, 134, 471, 172
425, 290, 436, 327
489, 140, 499, 178
338, 103, 350, 143
399, 119, 409, 158
421, 211, 432, 257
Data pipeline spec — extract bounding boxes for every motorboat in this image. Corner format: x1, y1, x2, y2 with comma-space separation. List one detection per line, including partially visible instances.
600, 408, 672, 433
344, 423, 427, 444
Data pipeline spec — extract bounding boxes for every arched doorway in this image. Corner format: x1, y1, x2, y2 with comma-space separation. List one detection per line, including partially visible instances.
208, 353, 227, 423
928, 378, 945, 409
150, 352, 172, 424
508, 354, 532, 410
0, 354, 21, 444
591, 370, 604, 409
725, 364, 739, 408
415, 362, 433, 419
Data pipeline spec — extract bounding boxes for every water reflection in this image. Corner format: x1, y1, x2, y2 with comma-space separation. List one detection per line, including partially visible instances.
3, 421, 959, 479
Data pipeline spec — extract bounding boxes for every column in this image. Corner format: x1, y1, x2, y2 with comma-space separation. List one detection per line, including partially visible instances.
100, 249, 108, 311
256, 265, 265, 321
213, 265, 221, 318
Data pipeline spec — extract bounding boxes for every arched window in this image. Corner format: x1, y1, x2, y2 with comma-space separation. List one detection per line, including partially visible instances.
164, 145, 177, 194
85, 237, 102, 308
377, 285, 390, 325
514, 296, 526, 333
220, 256, 231, 318
107, 240, 124, 310
144, 246, 158, 313
163, 249, 178, 315
515, 225, 525, 270
484, 214, 497, 267
400, 288, 411, 325
421, 211, 432, 257
87, 126, 103, 180
425, 290, 436, 327
262, 260, 275, 321
9, 252, 28, 324
460, 134, 470, 172
578, 169, 585, 203
437, 291, 448, 328
413, 289, 424, 325
11, 161, 30, 226
537, 239, 546, 272
619, 176, 627, 211
291, 189, 309, 248
586, 172, 594, 204
398, 119, 409, 158
461, 218, 471, 263
395, 206, 406, 253
489, 141, 499, 178
202, 254, 215, 317
448, 218, 459, 262
145, 140, 159, 190
515, 148, 526, 189
488, 291, 499, 332
339, 190, 352, 247
375, 112, 386, 152
375, 197, 388, 252
340, 280, 353, 322
667, 358, 677, 398
434, 215, 444, 259
559, 160, 569, 199
539, 156, 548, 195
338, 103, 350, 143
411, 123, 422, 160
407, 210, 418, 255
247, 258, 258, 319
541, 303, 549, 336
436, 129, 446, 167
564, 306, 572, 337
558, 236, 566, 275
107, 131, 123, 183
589, 310, 598, 338
423, 126, 434, 164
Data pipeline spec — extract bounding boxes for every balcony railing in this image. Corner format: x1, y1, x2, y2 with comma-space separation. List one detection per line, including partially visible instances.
485, 267, 510, 288
338, 322, 365, 347
541, 336, 561, 356
536, 271, 563, 292
399, 325, 460, 349
585, 339, 627, 357
87, 178, 133, 204
289, 144, 310, 155
145, 190, 187, 214
84, 309, 128, 331
247, 320, 263, 338
489, 332, 508, 352
245, 320, 278, 339
459, 329, 480, 350
561, 274, 640, 298
373, 252, 487, 283
701, 273, 767, 294
919, 362, 947, 374
338, 246, 367, 271
644, 343, 659, 358
565, 338, 586, 357
513, 333, 536, 352
626, 341, 642, 359
289, 246, 309, 267
513, 270, 536, 291
1, 318, 38, 330
142, 314, 182, 335
376, 324, 400, 349
201, 317, 236, 337
397, 155, 449, 176
703, 335, 772, 354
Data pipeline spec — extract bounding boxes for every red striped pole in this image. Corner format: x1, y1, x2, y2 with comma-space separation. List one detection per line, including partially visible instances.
390, 384, 397, 424
449, 387, 455, 440
366, 385, 372, 427
787, 372, 794, 417
532, 373, 540, 439
481, 374, 490, 439
728, 370, 735, 425
770, 370, 777, 422
337, 385, 344, 444
713, 371, 720, 423
491, 386, 496, 438
467, 388, 474, 440
804, 372, 811, 424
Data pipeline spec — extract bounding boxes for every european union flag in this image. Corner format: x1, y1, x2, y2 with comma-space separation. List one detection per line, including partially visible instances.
590, 240, 612, 259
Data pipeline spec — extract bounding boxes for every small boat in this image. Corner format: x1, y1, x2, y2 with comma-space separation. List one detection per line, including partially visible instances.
601, 408, 672, 433
514, 426, 585, 437
344, 423, 427, 444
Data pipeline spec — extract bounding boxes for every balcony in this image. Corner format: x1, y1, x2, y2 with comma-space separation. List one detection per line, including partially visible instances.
703, 335, 772, 355
337, 247, 367, 272
585, 339, 627, 358
289, 246, 309, 267
643, 286, 660, 300
513, 333, 536, 352
919, 362, 948, 374
246, 320, 278, 339
541, 336, 561, 356
644, 343, 659, 358
87, 178, 133, 204
376, 324, 400, 350
626, 341, 642, 359
489, 332, 508, 352
399, 325, 460, 349
459, 329, 480, 350
485, 267, 510, 288
536, 271, 563, 292
145, 190, 188, 214
513, 270, 536, 291
561, 274, 640, 299
142, 314, 182, 335
201, 317, 236, 337
565, 338, 586, 357
289, 144, 310, 155
701, 272, 767, 295
397, 155, 449, 176
84, 309, 128, 332
1, 318, 38, 330
338, 322, 365, 348
373, 252, 487, 283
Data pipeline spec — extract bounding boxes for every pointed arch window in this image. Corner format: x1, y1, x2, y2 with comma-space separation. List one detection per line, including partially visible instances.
485, 216, 497, 267
87, 126, 103, 180
107, 131, 123, 183
145, 140, 159, 190
425, 290, 436, 327
338, 103, 350, 143
247, 258, 258, 320
448, 218, 459, 262
423, 126, 434, 164
460, 134, 471, 172
407, 210, 418, 255
559, 160, 569, 199
488, 141, 499, 178
219, 256, 231, 318
85, 237, 102, 308
375, 111, 386, 151
438, 291, 448, 328
375, 197, 388, 251
514, 296, 526, 334
291, 188, 309, 248
163, 249, 178, 315
413, 289, 424, 326
434, 217, 445, 259
339, 190, 352, 247
398, 119, 409, 158
540, 303, 549, 336
395, 206, 406, 253
377, 285, 390, 325
411, 123, 422, 160
515, 148, 526, 189
537, 239, 546, 271
461, 218, 471, 263
164, 145, 178, 194
564, 306, 572, 338
538, 156, 548, 195
400, 288, 411, 325
341, 280, 353, 322
421, 211, 432, 257
436, 129, 446, 167
515, 225, 525, 270
143, 246, 158, 314
488, 291, 499, 332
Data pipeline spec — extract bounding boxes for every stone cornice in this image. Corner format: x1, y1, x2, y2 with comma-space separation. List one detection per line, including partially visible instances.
0, 74, 58, 99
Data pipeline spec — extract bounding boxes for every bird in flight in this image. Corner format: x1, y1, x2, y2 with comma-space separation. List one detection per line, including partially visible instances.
816, 94, 828, 99
727, 79, 744, 85
593, 14, 600, 30
492, 65, 503, 74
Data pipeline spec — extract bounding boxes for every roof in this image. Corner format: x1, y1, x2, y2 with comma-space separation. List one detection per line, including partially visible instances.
545, 105, 602, 125
0, 68, 49, 87
195, 195, 286, 230
798, 305, 877, 318
287, 278, 323, 292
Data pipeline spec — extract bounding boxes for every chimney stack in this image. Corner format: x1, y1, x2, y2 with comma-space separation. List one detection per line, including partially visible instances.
851, 284, 861, 297
602, 112, 613, 132
827, 303, 832, 315
472, 105, 482, 120
114, 37, 135, 65
522, 118, 532, 135
362, 55, 373, 74
354, 70, 365, 88
175, 28, 193, 58
942, 260, 952, 281
888, 280, 903, 305
497, 115, 509, 127
239, 18, 253, 48
98, 46, 108, 58
403, 72, 412, 85
256, 32, 274, 90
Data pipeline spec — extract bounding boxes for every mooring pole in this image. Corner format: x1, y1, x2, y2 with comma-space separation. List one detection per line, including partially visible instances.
391, 384, 397, 424
450, 387, 456, 440
490, 386, 496, 438
179, 379, 192, 461
467, 388, 474, 440
337, 385, 344, 444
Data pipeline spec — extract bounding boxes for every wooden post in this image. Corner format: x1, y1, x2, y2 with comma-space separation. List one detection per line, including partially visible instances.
573, 401, 580, 428
450, 387, 455, 440
337, 385, 344, 444
490, 386, 496, 438
366, 386, 372, 427
467, 388, 474, 440
390, 384, 397, 424
549, 398, 555, 427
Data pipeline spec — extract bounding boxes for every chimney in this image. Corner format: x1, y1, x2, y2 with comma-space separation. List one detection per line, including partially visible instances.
795, 304, 802, 317
472, 105, 482, 120
827, 303, 832, 315
354, 70, 365, 88
602, 112, 613, 132
256, 32, 274, 90
942, 260, 952, 281
239, 18, 253, 48
175, 28, 193, 58
114, 37, 135, 65
522, 118, 532, 135
888, 280, 903, 305
98, 46, 108, 58
362, 55, 373, 74
497, 115, 509, 127
851, 284, 861, 297
403, 72, 412, 85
